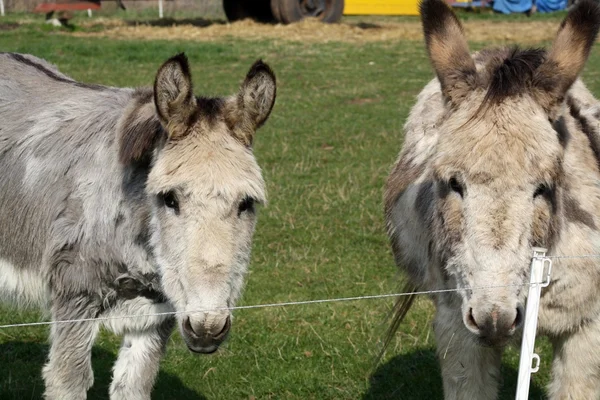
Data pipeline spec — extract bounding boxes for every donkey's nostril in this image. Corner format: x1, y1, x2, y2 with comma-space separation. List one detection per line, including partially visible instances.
214, 316, 231, 339
182, 317, 199, 337
512, 305, 524, 330
466, 308, 479, 330
182, 315, 230, 340
464, 305, 522, 345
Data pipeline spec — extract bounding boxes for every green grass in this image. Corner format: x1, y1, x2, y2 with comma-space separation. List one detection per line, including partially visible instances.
1, 16, 600, 400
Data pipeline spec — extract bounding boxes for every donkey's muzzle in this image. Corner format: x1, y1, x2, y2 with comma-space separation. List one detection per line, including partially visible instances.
464, 304, 524, 346
182, 315, 231, 354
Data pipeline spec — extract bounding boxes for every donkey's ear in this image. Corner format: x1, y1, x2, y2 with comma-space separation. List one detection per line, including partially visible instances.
420, 0, 477, 103
154, 53, 197, 138
227, 60, 276, 146
536, 0, 600, 108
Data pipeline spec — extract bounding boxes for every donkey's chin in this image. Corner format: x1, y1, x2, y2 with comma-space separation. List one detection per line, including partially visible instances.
184, 341, 220, 354
473, 332, 515, 348
182, 333, 229, 354
469, 323, 520, 348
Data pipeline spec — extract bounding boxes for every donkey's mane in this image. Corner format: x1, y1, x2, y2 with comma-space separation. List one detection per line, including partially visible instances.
118, 88, 230, 166
477, 46, 547, 107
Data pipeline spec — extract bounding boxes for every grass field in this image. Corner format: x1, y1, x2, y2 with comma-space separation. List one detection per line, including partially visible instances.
0, 11, 599, 400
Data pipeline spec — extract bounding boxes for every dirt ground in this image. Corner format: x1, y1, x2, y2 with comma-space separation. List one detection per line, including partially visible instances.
71, 18, 562, 44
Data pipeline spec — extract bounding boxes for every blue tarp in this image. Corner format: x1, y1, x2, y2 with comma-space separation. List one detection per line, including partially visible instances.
492, 0, 533, 13
451, 1, 488, 7
453, 0, 567, 13
536, 0, 568, 12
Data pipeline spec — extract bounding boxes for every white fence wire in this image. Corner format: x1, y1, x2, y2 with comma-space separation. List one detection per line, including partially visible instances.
0, 252, 593, 330
0, 251, 599, 398
0, 282, 540, 329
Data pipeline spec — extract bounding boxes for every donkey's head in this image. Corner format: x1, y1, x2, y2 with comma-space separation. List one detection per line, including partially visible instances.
119, 54, 275, 353
420, 0, 600, 345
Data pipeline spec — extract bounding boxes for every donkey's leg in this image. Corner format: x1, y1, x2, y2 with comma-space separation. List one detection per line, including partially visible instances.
42, 297, 101, 400
434, 304, 503, 400
548, 321, 600, 399
103, 297, 176, 400
109, 317, 175, 400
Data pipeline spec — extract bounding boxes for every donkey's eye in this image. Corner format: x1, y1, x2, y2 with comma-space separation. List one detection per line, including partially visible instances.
160, 191, 179, 213
534, 184, 549, 199
448, 177, 464, 197
238, 196, 255, 216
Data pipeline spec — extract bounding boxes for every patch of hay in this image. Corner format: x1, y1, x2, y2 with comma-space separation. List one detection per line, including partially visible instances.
72, 18, 562, 44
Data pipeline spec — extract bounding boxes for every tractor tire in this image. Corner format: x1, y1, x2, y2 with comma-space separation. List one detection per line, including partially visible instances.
223, 0, 274, 23
271, 0, 283, 22
276, 0, 344, 24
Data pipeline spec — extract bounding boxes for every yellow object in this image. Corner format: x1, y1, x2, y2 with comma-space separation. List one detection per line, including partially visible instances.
344, 0, 419, 15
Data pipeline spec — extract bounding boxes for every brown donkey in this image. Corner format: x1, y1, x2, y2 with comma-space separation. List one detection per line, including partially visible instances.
385, 0, 600, 398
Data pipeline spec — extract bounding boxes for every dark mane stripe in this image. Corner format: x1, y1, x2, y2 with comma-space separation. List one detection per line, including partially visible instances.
552, 116, 570, 148
118, 89, 166, 165
567, 95, 600, 173
481, 47, 547, 106
6, 52, 106, 91
195, 96, 226, 125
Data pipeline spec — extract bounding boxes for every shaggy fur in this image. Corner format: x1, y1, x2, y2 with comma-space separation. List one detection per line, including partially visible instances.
384, 0, 600, 398
0, 52, 276, 399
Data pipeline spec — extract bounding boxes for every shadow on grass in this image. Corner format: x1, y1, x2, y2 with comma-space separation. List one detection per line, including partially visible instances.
364, 349, 547, 400
125, 17, 227, 28
0, 341, 205, 400
352, 22, 383, 30
123, 17, 387, 31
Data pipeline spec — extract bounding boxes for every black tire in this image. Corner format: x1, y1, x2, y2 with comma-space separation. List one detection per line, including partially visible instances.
271, 0, 283, 22
277, 0, 344, 24
223, 0, 275, 23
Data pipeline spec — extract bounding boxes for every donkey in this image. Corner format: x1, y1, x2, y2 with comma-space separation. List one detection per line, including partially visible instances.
384, 0, 600, 398
0, 52, 275, 399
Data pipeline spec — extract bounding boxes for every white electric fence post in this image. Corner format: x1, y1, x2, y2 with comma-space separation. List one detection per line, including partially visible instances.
158, 0, 163, 19
0, 0, 5, 17
515, 247, 552, 400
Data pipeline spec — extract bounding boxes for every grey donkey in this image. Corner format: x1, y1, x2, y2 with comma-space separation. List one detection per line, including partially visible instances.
384, 0, 600, 398
0, 52, 276, 399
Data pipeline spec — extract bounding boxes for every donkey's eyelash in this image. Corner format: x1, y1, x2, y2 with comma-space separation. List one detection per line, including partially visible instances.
238, 196, 256, 216
448, 177, 464, 197
157, 191, 180, 214
533, 183, 551, 199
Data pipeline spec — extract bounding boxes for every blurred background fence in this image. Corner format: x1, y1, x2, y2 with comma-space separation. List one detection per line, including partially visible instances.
4, 0, 224, 15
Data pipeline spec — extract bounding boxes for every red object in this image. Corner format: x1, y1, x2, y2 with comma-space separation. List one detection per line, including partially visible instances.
33, 1, 101, 13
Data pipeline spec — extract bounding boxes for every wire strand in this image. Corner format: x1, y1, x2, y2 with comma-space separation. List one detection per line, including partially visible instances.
0, 281, 542, 330
546, 254, 600, 259
3, 253, 597, 330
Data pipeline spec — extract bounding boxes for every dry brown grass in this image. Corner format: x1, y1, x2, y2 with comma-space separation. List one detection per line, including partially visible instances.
72, 18, 562, 44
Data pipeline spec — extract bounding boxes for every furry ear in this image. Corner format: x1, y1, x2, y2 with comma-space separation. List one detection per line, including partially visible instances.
227, 60, 276, 146
535, 0, 600, 110
420, 0, 477, 103
154, 53, 197, 138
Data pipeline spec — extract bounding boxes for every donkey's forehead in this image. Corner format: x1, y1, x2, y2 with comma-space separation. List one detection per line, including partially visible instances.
435, 96, 562, 182
147, 131, 265, 201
